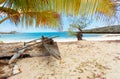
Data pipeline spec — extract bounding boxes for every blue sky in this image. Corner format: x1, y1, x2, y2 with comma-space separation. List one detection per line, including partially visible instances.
0, 15, 117, 33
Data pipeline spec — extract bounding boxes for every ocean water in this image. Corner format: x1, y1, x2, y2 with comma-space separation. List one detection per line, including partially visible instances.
0, 32, 102, 42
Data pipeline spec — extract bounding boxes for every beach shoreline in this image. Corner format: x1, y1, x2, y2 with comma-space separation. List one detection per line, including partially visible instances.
0, 40, 120, 79
0, 34, 120, 79
0, 34, 120, 43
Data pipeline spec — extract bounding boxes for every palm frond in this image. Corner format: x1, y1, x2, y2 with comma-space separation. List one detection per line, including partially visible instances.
0, 0, 116, 28
21, 11, 60, 27
0, 0, 6, 4
53, 0, 115, 16
5, 0, 116, 16
96, 0, 115, 16
0, 17, 9, 24
0, 7, 20, 24
0, 8, 60, 27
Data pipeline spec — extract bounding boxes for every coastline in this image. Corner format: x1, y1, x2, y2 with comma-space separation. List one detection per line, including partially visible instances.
0, 31, 18, 34
83, 34, 120, 41
0, 34, 120, 79
0, 34, 120, 43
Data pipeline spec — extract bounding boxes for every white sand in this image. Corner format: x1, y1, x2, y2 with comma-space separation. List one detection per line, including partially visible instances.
0, 35, 120, 79
5, 40, 120, 79
1, 34, 120, 43
84, 34, 120, 41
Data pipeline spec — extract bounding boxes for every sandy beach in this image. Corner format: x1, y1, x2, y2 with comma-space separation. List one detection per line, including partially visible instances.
0, 35, 120, 79
1, 0, 120, 79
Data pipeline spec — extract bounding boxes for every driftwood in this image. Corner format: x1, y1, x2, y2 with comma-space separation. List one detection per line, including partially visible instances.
7, 36, 60, 64
0, 36, 61, 78
41, 36, 61, 59
9, 36, 58, 52
8, 42, 43, 64
4, 36, 54, 54
9, 45, 27, 64
43, 43, 61, 60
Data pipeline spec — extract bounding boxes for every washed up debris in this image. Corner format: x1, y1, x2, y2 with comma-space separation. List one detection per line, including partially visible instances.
12, 65, 21, 75
8, 36, 61, 64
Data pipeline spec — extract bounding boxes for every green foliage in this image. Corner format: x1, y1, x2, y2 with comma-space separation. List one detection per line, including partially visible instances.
0, 0, 116, 29
83, 25, 120, 33
68, 17, 91, 36
0, 0, 61, 28
0, 40, 3, 43
68, 28, 77, 36
0, 7, 20, 24
0, 0, 6, 4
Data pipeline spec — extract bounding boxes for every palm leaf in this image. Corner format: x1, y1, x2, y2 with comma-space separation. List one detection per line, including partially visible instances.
0, 0, 116, 28
0, 7, 20, 24
36, 11, 60, 27
5, 0, 116, 16
0, 0, 6, 4
0, 8, 60, 27
21, 11, 60, 27
96, 0, 115, 16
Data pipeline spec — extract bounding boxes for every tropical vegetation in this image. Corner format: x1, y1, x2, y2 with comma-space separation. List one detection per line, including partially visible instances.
69, 17, 91, 40
0, 0, 117, 29
83, 25, 120, 33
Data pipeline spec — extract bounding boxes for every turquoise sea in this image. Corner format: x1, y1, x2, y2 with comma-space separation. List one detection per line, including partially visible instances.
0, 32, 102, 42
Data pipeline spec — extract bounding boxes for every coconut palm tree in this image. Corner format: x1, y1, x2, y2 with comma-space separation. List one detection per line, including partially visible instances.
0, 0, 116, 28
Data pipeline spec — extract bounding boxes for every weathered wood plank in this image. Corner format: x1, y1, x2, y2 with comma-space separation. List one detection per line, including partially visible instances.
8, 45, 27, 64
43, 42, 61, 60
8, 42, 43, 64
0, 36, 60, 64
